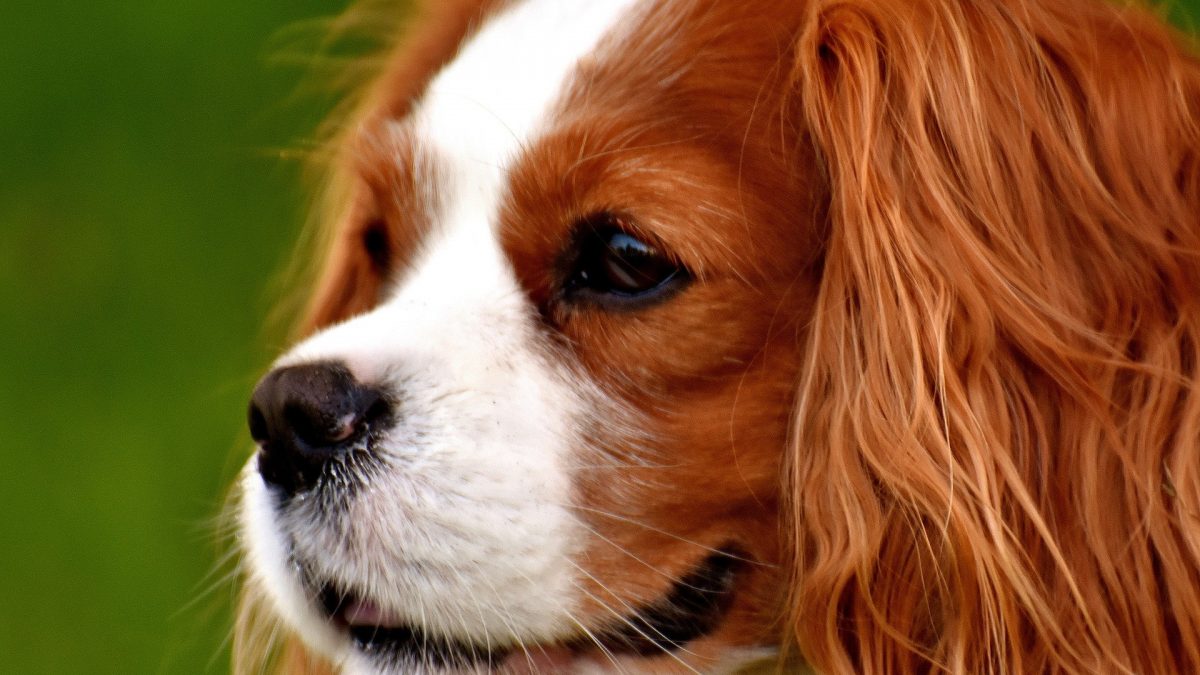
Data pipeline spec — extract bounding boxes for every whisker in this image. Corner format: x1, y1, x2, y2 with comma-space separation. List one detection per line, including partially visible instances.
565, 573, 703, 674
463, 562, 539, 673
558, 589, 629, 675
569, 505, 769, 568
175, 544, 244, 619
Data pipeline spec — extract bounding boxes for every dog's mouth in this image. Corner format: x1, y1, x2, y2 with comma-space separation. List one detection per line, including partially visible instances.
313, 548, 746, 671
319, 585, 503, 669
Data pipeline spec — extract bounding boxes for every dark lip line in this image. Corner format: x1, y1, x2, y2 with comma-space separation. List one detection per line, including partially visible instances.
580, 546, 746, 656
300, 547, 747, 669
320, 584, 506, 669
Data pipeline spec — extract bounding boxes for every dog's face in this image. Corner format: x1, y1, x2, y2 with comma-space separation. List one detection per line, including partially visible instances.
240, 0, 1200, 673
241, 1, 817, 672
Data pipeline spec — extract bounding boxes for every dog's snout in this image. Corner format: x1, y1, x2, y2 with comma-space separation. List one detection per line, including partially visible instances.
248, 362, 390, 496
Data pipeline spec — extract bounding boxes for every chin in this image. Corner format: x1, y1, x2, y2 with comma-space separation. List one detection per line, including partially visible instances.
232, 0, 1200, 673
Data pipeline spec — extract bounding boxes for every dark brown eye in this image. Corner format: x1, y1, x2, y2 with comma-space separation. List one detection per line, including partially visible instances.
361, 219, 391, 272
564, 215, 689, 308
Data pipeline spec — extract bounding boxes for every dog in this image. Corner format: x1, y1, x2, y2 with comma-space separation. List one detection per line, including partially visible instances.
235, 0, 1200, 672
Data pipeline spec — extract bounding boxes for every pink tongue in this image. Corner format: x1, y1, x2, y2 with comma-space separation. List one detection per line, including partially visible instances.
342, 599, 402, 627
339, 604, 579, 672
499, 646, 578, 674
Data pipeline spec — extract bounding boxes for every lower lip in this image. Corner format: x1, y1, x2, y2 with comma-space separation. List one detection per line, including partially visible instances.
339, 598, 585, 671
497, 646, 580, 673
341, 598, 401, 628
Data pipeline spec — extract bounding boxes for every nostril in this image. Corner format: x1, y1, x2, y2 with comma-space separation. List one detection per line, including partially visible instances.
283, 400, 360, 449
363, 394, 391, 427
248, 402, 269, 444
283, 400, 330, 449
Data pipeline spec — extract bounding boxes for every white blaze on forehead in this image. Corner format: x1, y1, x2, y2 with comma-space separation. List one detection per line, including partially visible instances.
412, 0, 642, 230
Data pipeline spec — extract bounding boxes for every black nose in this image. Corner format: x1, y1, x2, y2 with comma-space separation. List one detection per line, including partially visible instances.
248, 362, 390, 496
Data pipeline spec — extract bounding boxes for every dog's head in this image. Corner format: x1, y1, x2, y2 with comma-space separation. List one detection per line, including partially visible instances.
236, 0, 1200, 673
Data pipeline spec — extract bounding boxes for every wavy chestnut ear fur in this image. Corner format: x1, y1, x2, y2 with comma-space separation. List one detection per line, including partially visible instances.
787, 0, 1200, 672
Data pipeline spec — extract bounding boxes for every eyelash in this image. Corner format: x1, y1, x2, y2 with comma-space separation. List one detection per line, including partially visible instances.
561, 212, 690, 311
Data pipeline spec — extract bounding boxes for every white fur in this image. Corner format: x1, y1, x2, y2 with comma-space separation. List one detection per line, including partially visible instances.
241, 0, 643, 671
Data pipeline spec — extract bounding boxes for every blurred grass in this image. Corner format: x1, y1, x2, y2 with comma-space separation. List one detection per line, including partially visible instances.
0, 1, 1197, 673
0, 1, 362, 672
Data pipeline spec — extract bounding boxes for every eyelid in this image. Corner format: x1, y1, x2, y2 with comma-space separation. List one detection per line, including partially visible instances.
559, 212, 692, 312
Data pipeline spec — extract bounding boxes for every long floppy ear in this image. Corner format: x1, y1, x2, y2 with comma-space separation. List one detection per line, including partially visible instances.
786, 0, 1200, 673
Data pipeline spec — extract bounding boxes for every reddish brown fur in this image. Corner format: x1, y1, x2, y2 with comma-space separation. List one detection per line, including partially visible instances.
245, 0, 1200, 673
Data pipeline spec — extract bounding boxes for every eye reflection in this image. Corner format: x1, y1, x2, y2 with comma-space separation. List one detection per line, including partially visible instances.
564, 214, 689, 308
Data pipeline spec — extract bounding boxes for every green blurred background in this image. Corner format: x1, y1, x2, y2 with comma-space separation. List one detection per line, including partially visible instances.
0, 1, 1197, 673
0, 0, 405, 672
